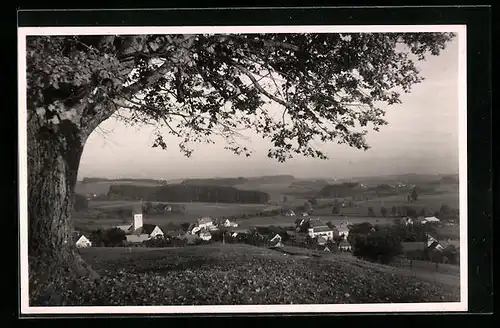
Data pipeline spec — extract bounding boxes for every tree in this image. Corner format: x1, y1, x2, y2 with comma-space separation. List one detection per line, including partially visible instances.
180, 222, 191, 232
410, 187, 419, 201
439, 204, 451, 217
73, 193, 88, 212
26, 32, 455, 300
391, 206, 397, 217
380, 206, 387, 217
309, 198, 318, 206
352, 230, 403, 264
419, 208, 426, 217
104, 228, 126, 247
142, 201, 153, 214
367, 207, 376, 216
303, 201, 313, 213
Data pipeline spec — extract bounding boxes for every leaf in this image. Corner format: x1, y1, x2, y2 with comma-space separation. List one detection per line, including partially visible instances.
35, 107, 46, 118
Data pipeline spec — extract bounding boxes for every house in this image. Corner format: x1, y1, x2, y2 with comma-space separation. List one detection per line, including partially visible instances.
301, 212, 309, 217
116, 224, 133, 232
270, 233, 282, 243
401, 217, 414, 225
75, 234, 92, 248
126, 234, 150, 244
306, 219, 334, 240
137, 224, 164, 239
422, 216, 440, 224
285, 209, 296, 217
270, 240, 284, 248
316, 235, 327, 245
190, 226, 200, 234
223, 219, 239, 228
426, 233, 445, 251
199, 230, 212, 241
339, 240, 352, 251
337, 224, 350, 240
197, 217, 214, 229
229, 227, 250, 237
323, 246, 331, 252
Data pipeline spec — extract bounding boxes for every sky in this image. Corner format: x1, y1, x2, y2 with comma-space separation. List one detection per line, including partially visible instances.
78, 34, 460, 181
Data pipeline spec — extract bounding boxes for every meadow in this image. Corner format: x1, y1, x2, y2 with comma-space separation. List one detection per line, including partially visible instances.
38, 243, 459, 306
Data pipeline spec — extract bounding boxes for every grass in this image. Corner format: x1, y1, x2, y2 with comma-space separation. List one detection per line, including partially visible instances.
38, 243, 460, 306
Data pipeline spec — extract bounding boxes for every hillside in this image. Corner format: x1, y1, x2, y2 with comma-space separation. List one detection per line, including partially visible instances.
32, 244, 460, 306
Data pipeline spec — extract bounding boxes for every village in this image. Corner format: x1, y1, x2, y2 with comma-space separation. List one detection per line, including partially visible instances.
74, 202, 458, 266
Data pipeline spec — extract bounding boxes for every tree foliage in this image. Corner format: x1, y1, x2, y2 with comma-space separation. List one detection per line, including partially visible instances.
27, 33, 455, 162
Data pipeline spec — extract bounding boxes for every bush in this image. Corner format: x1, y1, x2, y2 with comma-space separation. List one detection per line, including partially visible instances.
348, 223, 403, 264
73, 194, 89, 212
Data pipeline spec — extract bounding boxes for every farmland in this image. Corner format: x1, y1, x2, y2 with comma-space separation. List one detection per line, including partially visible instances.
73, 200, 278, 231
36, 244, 460, 306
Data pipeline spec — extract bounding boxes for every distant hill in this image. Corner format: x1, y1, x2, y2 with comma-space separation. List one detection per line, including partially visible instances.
336, 173, 458, 186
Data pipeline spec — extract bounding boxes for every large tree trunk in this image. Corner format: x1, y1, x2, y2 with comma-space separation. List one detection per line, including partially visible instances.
27, 108, 103, 305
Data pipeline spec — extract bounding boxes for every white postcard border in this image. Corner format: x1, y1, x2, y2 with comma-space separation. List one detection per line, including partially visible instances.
18, 24, 468, 315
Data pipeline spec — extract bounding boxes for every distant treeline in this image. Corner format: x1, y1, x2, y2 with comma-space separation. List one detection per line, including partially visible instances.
81, 177, 164, 184
107, 184, 270, 204
319, 182, 364, 198
248, 174, 295, 184
181, 177, 248, 186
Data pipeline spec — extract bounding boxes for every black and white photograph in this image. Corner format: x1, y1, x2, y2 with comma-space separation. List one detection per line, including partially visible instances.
19, 23, 468, 314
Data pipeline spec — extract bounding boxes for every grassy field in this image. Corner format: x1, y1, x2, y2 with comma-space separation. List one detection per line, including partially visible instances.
38, 243, 460, 306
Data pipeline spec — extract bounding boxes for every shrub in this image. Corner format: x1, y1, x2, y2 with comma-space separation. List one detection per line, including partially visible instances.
73, 194, 88, 212
352, 231, 403, 264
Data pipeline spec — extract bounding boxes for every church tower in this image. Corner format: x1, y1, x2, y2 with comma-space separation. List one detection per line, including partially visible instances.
132, 201, 143, 232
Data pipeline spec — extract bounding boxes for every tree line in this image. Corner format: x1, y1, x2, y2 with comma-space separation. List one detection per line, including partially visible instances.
107, 184, 270, 204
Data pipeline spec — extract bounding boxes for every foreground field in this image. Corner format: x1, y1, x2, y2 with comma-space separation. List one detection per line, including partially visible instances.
35, 244, 460, 306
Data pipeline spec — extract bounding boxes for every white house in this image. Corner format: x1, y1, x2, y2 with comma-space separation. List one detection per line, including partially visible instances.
191, 226, 202, 234
302, 212, 309, 217
423, 216, 440, 224
197, 217, 214, 229
270, 233, 282, 243
307, 219, 334, 240
223, 219, 239, 228
75, 235, 92, 248
285, 210, 296, 217
337, 223, 350, 240
200, 230, 212, 241
400, 217, 414, 225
